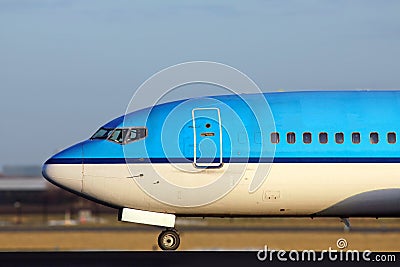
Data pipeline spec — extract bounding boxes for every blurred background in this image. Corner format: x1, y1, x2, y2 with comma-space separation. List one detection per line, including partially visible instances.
1, 0, 400, 251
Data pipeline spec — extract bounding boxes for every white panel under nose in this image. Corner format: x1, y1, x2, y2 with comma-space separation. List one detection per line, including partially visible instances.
120, 208, 175, 228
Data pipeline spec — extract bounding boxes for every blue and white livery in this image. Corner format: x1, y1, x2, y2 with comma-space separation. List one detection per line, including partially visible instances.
42, 90, 400, 250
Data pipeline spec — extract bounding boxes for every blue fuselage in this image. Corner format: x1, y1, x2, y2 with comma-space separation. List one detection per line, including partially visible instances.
46, 90, 400, 164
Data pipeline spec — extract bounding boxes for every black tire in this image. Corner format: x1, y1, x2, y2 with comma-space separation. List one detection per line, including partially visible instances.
158, 229, 180, 251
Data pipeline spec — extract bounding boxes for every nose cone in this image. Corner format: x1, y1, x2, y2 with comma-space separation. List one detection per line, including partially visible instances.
42, 143, 84, 193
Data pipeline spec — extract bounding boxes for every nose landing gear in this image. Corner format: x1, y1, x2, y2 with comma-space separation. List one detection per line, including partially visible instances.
118, 208, 179, 250
158, 228, 180, 251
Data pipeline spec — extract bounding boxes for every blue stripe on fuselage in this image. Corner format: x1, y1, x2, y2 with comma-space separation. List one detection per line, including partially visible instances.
44, 157, 400, 164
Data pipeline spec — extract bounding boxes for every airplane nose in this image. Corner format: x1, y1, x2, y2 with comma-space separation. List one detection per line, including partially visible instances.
42, 143, 84, 193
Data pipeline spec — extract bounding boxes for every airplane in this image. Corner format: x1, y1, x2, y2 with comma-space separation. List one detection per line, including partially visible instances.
42, 90, 400, 250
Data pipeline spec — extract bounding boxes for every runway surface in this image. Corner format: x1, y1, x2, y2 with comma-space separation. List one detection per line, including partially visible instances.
2, 224, 400, 233
1, 217, 400, 251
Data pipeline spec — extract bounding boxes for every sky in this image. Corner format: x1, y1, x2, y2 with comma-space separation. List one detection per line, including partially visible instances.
1, 0, 400, 167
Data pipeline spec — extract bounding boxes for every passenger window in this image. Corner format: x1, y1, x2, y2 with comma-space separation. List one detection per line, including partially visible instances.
303, 132, 312, 144
271, 132, 280, 144
388, 132, 396, 144
352, 132, 361, 144
370, 132, 379, 144
126, 128, 147, 144
287, 132, 296, 144
319, 132, 328, 144
335, 133, 344, 144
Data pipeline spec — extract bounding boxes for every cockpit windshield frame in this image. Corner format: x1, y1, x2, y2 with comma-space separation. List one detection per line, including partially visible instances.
107, 127, 148, 145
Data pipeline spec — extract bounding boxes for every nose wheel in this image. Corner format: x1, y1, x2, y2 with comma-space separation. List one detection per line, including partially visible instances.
158, 228, 180, 250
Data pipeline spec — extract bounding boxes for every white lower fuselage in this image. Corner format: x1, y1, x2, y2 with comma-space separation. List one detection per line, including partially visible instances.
44, 162, 400, 217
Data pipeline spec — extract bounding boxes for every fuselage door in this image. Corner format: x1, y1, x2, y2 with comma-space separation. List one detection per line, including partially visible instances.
192, 108, 223, 168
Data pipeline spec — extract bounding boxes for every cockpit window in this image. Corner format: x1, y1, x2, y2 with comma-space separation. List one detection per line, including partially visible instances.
108, 129, 127, 144
91, 128, 114, 140
126, 128, 147, 144
107, 127, 147, 145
